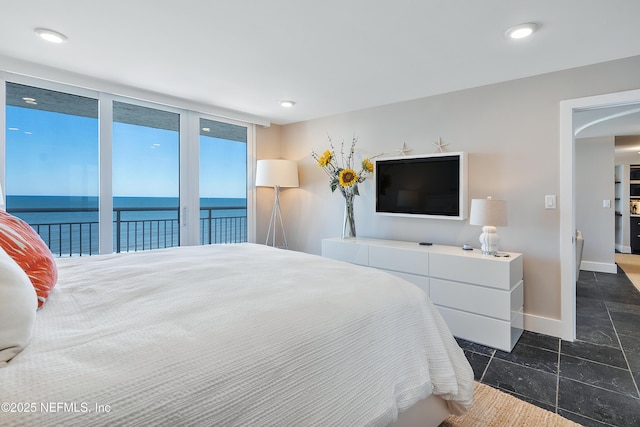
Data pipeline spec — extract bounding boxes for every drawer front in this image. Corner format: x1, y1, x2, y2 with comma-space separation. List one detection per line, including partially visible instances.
429, 252, 521, 290
430, 278, 514, 320
321, 239, 368, 266
384, 270, 430, 295
369, 245, 429, 276
436, 306, 516, 352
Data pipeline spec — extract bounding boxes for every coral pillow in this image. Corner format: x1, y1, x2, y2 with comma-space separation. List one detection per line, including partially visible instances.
0, 246, 37, 365
0, 210, 58, 308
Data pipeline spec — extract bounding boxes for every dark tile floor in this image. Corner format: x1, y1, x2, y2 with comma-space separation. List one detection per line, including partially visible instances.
456, 266, 640, 427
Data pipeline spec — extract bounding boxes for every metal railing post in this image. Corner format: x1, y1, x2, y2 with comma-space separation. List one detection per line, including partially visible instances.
116, 209, 122, 253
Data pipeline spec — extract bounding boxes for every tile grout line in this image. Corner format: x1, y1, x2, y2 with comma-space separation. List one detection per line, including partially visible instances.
478, 349, 495, 383
487, 348, 559, 376
558, 408, 618, 427
564, 351, 633, 371
560, 374, 639, 399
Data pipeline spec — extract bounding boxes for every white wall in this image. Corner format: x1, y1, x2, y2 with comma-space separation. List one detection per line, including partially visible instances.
255, 124, 283, 245
575, 137, 616, 273
256, 55, 640, 336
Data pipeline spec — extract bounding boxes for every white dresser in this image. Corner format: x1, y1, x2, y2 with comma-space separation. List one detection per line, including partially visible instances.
321, 237, 524, 352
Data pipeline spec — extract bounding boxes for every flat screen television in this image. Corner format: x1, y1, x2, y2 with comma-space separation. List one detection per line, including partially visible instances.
375, 152, 467, 220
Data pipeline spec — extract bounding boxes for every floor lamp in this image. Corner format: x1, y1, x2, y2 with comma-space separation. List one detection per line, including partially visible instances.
256, 159, 299, 249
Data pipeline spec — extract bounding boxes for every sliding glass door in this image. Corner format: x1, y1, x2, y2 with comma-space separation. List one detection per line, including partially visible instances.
5, 82, 99, 256
199, 118, 247, 244
112, 101, 180, 253
3, 77, 253, 256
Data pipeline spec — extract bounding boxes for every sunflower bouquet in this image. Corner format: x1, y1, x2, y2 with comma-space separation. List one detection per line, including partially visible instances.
311, 135, 378, 237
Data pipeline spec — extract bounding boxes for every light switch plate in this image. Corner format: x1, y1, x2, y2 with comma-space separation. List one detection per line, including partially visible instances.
545, 195, 556, 209
603, 199, 611, 208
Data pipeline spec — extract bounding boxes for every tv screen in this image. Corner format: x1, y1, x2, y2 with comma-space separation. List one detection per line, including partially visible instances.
375, 153, 466, 219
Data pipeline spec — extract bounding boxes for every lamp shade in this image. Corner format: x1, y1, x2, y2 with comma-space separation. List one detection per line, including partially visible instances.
256, 159, 299, 188
469, 197, 507, 226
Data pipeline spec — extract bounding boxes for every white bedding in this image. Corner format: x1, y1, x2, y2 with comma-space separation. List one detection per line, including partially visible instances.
0, 243, 473, 426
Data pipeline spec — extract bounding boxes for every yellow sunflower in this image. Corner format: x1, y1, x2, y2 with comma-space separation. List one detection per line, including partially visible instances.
317, 150, 332, 167
362, 158, 373, 173
339, 168, 358, 187
318, 150, 333, 167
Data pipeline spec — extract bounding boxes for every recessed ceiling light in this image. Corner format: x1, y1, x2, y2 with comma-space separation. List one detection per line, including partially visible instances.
505, 22, 538, 39
280, 100, 295, 108
34, 28, 68, 43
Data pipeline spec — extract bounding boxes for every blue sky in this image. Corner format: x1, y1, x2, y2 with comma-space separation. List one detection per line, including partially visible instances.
6, 106, 246, 198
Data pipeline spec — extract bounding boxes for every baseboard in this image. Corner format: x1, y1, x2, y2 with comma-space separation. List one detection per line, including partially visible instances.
524, 313, 567, 340
616, 244, 631, 254
580, 261, 617, 274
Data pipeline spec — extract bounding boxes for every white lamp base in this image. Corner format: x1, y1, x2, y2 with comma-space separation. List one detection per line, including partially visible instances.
479, 225, 499, 255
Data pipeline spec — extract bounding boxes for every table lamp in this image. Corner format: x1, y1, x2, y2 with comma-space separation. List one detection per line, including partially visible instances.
469, 197, 507, 255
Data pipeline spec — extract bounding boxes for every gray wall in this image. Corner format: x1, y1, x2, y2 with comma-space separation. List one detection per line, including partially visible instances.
575, 137, 615, 272
256, 55, 640, 335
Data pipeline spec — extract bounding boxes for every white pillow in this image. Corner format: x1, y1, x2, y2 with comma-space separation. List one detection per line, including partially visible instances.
0, 246, 37, 366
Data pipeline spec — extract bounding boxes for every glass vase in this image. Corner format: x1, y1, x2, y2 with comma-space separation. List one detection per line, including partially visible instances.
342, 190, 356, 239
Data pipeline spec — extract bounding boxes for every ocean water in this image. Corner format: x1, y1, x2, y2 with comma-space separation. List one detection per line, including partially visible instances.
6, 196, 247, 256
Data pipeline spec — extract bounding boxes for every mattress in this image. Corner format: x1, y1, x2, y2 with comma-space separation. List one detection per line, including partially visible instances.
0, 243, 473, 426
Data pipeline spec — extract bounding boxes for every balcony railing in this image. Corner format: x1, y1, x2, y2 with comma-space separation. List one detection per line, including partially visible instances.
8, 206, 247, 257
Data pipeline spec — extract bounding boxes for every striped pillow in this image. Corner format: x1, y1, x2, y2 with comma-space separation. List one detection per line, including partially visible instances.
0, 211, 57, 308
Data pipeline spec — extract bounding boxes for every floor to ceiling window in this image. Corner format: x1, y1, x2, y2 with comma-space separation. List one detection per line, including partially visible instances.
4, 82, 99, 256
199, 118, 247, 244
3, 76, 254, 256
112, 101, 180, 253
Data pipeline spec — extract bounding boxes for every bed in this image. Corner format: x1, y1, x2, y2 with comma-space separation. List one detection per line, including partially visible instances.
1, 243, 474, 426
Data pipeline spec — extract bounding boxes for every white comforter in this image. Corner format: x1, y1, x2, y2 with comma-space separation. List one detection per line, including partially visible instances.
0, 243, 473, 426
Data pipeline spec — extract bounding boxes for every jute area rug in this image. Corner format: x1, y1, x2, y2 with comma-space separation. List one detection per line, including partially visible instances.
615, 253, 640, 293
441, 383, 581, 427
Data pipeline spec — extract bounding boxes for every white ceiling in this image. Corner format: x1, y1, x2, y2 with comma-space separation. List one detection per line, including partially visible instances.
2, 1, 640, 125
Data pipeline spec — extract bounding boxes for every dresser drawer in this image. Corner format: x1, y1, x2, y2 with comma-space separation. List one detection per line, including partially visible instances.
369, 245, 429, 276
436, 306, 522, 352
429, 252, 522, 290
431, 278, 523, 320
